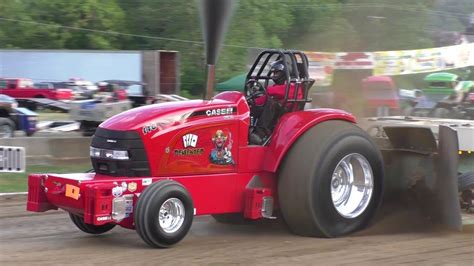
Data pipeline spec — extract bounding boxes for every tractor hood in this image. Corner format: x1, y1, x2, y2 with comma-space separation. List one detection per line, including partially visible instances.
99, 92, 247, 134
91, 91, 247, 177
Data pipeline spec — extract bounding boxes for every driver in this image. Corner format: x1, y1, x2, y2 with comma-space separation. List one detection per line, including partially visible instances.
254, 60, 303, 107
248, 60, 303, 144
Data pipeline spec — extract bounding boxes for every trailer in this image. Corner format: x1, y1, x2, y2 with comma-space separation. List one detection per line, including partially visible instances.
16, 98, 70, 113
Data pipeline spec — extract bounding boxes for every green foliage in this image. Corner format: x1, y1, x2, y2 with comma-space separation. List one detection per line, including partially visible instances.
0, 0, 472, 96
0, 0, 35, 48
0, 163, 91, 193
0, 0, 125, 49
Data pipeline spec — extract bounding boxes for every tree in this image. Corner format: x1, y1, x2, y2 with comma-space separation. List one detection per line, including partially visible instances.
339, 0, 440, 50
0, 0, 37, 48
1, 0, 472, 96
0, 0, 126, 49
216, 0, 294, 80
282, 0, 360, 51
120, 0, 294, 96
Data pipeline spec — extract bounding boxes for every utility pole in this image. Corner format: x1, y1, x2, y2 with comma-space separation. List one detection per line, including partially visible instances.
464, 13, 474, 43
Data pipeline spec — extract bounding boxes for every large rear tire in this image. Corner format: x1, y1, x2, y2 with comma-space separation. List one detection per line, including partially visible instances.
278, 120, 384, 237
134, 180, 194, 248
69, 213, 115, 234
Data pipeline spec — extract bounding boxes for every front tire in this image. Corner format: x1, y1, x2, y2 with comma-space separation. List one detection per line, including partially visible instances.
0, 118, 15, 138
134, 180, 194, 248
278, 120, 384, 237
69, 213, 115, 234
432, 107, 450, 118
80, 121, 97, 136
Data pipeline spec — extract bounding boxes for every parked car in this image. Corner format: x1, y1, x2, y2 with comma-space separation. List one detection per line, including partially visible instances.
337, 76, 418, 117
69, 82, 132, 136
0, 94, 37, 138
33, 82, 55, 89
64, 79, 99, 100
70, 79, 189, 136
101, 80, 151, 107
432, 81, 474, 119
96, 82, 128, 102
361, 76, 401, 116
0, 93, 18, 115
101, 80, 189, 107
0, 78, 73, 101
409, 72, 474, 118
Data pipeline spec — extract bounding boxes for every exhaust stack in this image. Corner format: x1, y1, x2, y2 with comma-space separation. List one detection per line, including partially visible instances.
200, 0, 236, 100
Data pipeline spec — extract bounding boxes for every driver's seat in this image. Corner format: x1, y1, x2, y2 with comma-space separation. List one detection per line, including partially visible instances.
249, 95, 285, 145
246, 49, 312, 145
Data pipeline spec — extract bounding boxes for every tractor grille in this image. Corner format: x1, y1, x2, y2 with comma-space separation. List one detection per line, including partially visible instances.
91, 128, 150, 177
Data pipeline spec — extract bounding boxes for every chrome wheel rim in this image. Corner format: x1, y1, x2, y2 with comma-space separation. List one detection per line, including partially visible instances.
330, 153, 374, 219
158, 198, 185, 234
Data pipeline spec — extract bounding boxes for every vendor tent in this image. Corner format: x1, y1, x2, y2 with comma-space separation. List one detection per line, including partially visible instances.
216, 73, 246, 92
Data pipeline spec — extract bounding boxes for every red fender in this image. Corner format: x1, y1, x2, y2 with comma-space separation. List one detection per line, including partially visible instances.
264, 108, 356, 172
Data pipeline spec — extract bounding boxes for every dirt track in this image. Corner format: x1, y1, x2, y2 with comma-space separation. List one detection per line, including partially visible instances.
0, 195, 473, 265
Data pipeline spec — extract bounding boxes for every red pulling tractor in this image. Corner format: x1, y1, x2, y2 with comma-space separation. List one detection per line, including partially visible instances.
27, 49, 384, 248
31, 0, 463, 249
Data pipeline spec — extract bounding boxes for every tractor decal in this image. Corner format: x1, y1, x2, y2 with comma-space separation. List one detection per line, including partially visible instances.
205, 107, 234, 116
127, 182, 137, 193
142, 122, 158, 135
209, 130, 234, 165
183, 134, 198, 148
173, 133, 204, 156
174, 148, 205, 156
189, 107, 236, 118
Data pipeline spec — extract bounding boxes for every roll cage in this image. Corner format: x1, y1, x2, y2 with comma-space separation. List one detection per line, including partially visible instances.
245, 50, 314, 111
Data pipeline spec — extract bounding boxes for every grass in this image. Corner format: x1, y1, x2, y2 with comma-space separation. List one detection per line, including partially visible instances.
0, 163, 91, 193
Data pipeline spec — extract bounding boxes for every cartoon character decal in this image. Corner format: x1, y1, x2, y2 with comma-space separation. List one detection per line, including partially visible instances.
209, 130, 234, 165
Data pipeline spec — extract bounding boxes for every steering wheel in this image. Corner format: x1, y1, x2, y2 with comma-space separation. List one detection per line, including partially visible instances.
245, 80, 267, 105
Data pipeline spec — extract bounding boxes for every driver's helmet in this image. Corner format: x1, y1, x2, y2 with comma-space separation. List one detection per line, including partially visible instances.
270, 60, 286, 85
97, 82, 108, 92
